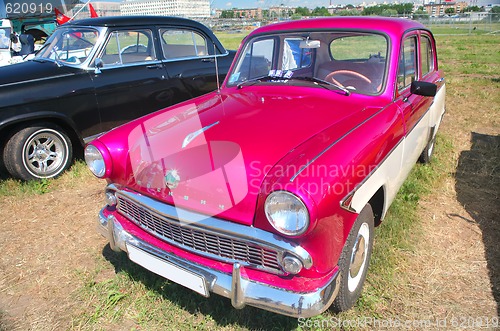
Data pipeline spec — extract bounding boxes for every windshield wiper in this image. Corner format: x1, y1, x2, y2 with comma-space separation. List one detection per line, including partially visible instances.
290, 76, 350, 96
237, 75, 289, 89
237, 74, 350, 95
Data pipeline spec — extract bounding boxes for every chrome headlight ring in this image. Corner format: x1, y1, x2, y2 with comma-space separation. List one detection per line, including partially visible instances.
264, 191, 310, 236
84, 144, 107, 178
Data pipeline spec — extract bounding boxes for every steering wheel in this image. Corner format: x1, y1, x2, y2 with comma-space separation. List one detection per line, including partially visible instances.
325, 70, 372, 88
120, 44, 148, 54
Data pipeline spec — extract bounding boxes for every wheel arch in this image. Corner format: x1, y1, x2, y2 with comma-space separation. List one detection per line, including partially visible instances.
0, 114, 85, 158
368, 186, 385, 226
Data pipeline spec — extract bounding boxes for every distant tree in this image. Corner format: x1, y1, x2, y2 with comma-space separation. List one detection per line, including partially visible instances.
463, 6, 481, 12
220, 10, 234, 18
413, 10, 429, 20
295, 6, 311, 16
393, 3, 414, 14
445, 8, 456, 14
338, 9, 360, 16
491, 6, 500, 20
311, 6, 330, 16
362, 3, 414, 16
381, 9, 398, 16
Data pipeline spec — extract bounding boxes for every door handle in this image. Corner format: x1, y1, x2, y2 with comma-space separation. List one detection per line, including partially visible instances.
201, 58, 215, 63
147, 64, 162, 69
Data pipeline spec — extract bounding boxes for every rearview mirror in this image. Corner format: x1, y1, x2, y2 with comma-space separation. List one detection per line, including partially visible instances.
299, 39, 320, 49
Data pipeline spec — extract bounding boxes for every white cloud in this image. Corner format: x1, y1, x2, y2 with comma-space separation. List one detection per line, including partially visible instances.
225, 2, 232, 7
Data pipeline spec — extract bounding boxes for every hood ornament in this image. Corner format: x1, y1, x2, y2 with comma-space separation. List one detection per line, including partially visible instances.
182, 121, 219, 148
164, 169, 180, 189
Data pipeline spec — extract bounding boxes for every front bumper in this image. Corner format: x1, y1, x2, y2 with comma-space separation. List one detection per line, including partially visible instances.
97, 209, 340, 318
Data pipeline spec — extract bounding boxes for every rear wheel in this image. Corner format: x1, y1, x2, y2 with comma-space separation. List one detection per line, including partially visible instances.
3, 123, 73, 181
419, 133, 436, 164
332, 204, 374, 312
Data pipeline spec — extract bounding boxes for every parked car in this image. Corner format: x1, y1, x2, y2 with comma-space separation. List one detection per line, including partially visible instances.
85, 17, 445, 317
0, 16, 235, 180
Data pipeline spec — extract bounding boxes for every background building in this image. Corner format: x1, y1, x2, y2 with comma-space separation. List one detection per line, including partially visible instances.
120, 0, 210, 18
91, 2, 122, 17
68, 2, 121, 18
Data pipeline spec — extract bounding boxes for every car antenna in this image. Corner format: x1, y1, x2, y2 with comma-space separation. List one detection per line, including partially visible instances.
213, 41, 220, 93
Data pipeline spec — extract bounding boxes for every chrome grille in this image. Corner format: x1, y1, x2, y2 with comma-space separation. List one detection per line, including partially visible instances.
116, 194, 282, 273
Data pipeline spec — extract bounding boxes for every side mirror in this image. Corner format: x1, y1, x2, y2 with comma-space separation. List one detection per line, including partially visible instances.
94, 58, 104, 74
410, 81, 437, 97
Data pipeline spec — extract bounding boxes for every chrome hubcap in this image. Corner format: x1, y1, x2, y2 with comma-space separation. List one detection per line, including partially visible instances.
350, 235, 366, 278
348, 222, 370, 292
24, 130, 66, 178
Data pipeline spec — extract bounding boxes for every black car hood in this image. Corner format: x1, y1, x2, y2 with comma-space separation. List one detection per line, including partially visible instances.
0, 60, 79, 87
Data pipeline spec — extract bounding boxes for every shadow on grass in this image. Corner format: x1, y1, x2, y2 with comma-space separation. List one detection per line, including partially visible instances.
102, 245, 299, 330
455, 132, 500, 316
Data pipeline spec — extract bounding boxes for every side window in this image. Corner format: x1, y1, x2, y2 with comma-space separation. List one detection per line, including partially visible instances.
397, 37, 417, 90
282, 38, 312, 70
101, 30, 155, 66
420, 35, 434, 77
160, 29, 208, 59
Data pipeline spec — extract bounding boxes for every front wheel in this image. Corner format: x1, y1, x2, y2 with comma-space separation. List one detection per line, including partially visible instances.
332, 204, 374, 312
3, 123, 73, 181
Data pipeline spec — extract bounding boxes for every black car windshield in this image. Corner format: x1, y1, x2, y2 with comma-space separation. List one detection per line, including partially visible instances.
35, 27, 99, 65
227, 31, 388, 95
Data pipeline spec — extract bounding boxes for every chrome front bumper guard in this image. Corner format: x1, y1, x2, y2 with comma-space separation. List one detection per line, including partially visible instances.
97, 209, 340, 318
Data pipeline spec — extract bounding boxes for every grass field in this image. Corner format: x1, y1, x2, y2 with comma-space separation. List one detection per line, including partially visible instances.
0, 29, 498, 331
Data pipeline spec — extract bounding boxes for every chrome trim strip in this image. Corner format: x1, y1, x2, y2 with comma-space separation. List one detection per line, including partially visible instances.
161, 51, 230, 63
182, 121, 219, 148
107, 184, 313, 269
290, 107, 386, 182
97, 209, 340, 318
83, 132, 105, 144
0, 73, 75, 88
96, 59, 163, 71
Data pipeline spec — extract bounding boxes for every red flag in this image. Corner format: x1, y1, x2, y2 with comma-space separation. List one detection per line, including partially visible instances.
89, 3, 98, 18
54, 8, 71, 25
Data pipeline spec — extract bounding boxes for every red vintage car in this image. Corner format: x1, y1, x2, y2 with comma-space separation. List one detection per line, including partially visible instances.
85, 17, 445, 317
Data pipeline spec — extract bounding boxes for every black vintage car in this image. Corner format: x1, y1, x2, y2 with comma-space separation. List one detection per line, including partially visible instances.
0, 16, 235, 180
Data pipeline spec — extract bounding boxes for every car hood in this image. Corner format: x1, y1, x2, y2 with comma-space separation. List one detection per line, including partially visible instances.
103, 85, 384, 225
0, 60, 76, 86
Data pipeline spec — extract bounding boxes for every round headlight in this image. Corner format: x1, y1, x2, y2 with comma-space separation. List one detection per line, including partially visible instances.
85, 145, 106, 178
265, 191, 309, 236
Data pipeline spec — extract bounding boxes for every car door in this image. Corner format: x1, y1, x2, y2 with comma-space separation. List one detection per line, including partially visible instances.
395, 32, 435, 170
158, 27, 229, 101
92, 27, 172, 133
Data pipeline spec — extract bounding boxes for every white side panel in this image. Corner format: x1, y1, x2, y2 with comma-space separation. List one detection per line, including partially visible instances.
350, 140, 404, 216
430, 84, 446, 136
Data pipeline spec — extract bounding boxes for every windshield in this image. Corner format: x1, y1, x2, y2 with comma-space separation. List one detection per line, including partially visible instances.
35, 27, 99, 65
227, 31, 388, 95
0, 28, 11, 50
